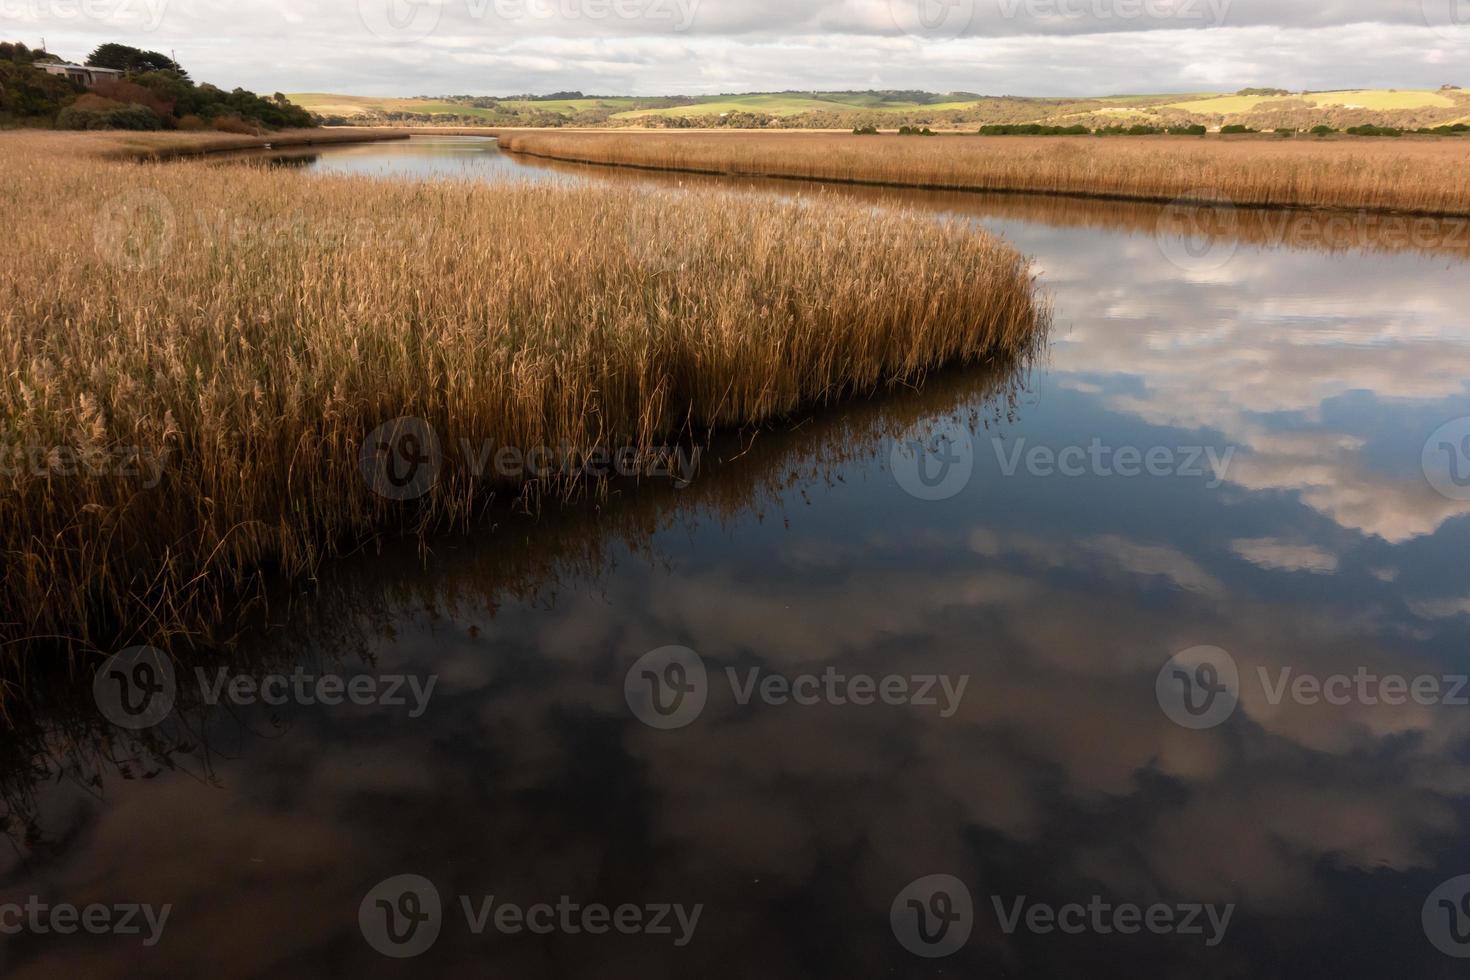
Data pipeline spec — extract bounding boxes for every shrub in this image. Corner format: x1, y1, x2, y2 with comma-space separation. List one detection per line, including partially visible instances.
1310, 125, 1337, 136
897, 126, 936, 136
92, 78, 175, 117
852, 125, 879, 135
0, 61, 79, 119
56, 94, 161, 130
1345, 124, 1403, 137
1220, 124, 1257, 134
1166, 125, 1207, 136
978, 123, 1090, 136
210, 113, 260, 135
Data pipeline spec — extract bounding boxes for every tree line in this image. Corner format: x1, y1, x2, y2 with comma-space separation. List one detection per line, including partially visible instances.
1, 41, 314, 132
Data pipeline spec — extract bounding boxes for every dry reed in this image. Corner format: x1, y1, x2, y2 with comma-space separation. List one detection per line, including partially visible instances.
499, 131, 1470, 216
0, 132, 1045, 654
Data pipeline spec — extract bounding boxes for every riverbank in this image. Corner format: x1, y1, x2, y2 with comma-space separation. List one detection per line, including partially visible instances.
497, 131, 1470, 216
11, 127, 411, 160
0, 131, 1047, 654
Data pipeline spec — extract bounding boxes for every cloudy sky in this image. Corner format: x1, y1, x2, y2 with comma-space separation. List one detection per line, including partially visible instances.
7, 0, 1466, 96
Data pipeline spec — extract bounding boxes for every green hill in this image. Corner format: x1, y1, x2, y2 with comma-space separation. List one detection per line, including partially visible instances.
288, 87, 1470, 130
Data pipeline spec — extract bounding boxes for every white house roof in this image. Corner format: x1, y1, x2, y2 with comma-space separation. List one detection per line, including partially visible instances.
39, 62, 125, 74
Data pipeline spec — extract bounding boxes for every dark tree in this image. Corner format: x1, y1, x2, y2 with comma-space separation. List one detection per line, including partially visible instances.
86, 43, 188, 77
0, 41, 60, 64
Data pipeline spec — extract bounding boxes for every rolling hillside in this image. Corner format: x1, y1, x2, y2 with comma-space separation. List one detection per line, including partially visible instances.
289, 88, 1470, 130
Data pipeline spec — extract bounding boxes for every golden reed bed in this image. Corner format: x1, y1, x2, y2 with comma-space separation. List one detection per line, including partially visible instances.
498, 131, 1470, 216
0, 131, 1045, 654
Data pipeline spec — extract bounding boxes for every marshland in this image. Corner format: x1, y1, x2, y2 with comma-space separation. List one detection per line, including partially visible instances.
3, 116, 1470, 980
496, 129, 1470, 215
0, 130, 1044, 653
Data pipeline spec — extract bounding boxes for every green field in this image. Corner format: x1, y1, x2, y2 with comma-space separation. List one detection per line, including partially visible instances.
288, 88, 1469, 128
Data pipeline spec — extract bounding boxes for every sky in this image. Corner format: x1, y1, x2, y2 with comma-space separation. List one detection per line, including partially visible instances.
4, 0, 1465, 97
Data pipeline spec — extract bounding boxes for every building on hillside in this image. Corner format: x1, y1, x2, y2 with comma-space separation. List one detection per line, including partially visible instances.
35, 63, 126, 87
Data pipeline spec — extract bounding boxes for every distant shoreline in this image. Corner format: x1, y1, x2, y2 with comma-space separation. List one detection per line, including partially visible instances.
493, 130, 1470, 218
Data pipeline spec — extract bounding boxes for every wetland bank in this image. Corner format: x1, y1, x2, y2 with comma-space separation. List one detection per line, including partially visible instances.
0, 130, 1044, 655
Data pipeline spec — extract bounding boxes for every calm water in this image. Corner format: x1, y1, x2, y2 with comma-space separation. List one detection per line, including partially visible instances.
6, 135, 1470, 977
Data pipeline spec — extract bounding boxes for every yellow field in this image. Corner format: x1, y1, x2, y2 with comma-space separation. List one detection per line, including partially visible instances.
0, 130, 1046, 653
1168, 90, 1460, 114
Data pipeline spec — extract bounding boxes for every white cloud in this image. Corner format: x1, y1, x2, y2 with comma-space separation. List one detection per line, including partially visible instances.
1230, 537, 1340, 574
18, 2, 1470, 96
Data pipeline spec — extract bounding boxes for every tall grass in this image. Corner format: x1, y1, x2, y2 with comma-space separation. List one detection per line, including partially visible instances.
510, 149, 1470, 263
499, 131, 1470, 216
0, 132, 1046, 654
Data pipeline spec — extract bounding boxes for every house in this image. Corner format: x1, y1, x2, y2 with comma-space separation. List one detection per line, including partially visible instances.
35, 62, 126, 87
